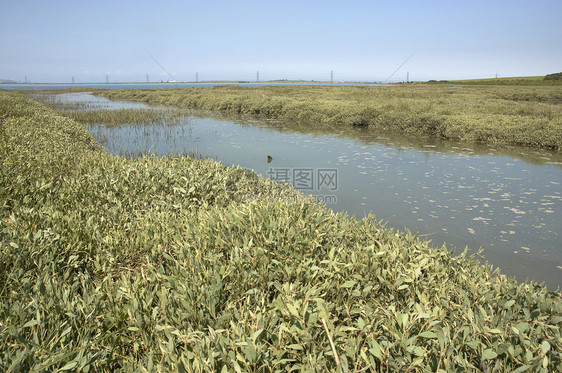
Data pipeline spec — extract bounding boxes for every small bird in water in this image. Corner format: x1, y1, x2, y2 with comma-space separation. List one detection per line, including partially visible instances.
267, 155, 273, 163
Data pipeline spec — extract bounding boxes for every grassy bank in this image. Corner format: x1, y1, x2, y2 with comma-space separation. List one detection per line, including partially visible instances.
1, 91, 561, 371
98, 84, 562, 151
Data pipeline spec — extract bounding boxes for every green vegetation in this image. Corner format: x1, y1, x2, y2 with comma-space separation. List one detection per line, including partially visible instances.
428, 75, 562, 86
545, 72, 562, 81
99, 84, 562, 150
1, 91, 561, 371
61, 108, 186, 127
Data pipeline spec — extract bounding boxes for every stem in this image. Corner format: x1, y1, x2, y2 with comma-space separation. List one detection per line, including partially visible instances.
321, 318, 341, 369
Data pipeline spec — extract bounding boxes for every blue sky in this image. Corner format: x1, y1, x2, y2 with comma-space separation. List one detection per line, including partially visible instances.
1, 0, 561, 83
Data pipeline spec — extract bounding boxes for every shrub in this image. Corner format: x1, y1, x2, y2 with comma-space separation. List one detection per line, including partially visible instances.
545, 72, 562, 81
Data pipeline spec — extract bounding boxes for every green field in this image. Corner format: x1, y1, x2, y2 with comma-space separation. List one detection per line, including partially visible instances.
99, 83, 562, 151
1, 91, 561, 371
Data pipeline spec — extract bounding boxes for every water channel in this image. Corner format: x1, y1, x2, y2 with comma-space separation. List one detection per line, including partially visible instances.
38, 92, 562, 289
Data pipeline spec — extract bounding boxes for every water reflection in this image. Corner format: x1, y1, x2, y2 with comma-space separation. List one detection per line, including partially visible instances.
231, 115, 562, 168
30, 92, 150, 111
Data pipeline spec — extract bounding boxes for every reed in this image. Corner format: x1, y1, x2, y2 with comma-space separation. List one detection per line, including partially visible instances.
65, 108, 186, 127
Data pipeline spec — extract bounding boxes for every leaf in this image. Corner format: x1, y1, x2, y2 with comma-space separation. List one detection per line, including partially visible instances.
338, 326, 358, 333
341, 280, 357, 288
60, 326, 72, 338
60, 361, 78, 371
286, 303, 300, 318
245, 343, 257, 363
541, 341, 550, 353
503, 299, 516, 309
369, 341, 382, 360
356, 317, 366, 330
511, 365, 530, 373
481, 349, 497, 361
252, 328, 264, 342
23, 320, 38, 328
419, 331, 437, 339
232, 361, 242, 373
514, 322, 529, 334
39, 282, 46, 295
68, 255, 79, 263
287, 344, 304, 351
411, 346, 425, 357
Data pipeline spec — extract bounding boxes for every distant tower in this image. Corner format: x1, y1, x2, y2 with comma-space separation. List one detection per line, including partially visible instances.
25, 75, 28, 84
196, 72, 198, 83
257, 70, 259, 82
106, 74, 109, 84
72, 76, 75, 84
146, 73, 149, 83
330, 70, 333, 83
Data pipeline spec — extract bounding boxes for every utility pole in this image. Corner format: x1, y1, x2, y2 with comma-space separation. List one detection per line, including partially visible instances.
330, 70, 333, 83
407, 72, 409, 83
257, 70, 259, 82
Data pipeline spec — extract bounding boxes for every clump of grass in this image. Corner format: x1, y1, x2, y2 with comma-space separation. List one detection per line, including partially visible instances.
99, 84, 562, 150
1, 91, 561, 371
64, 108, 187, 126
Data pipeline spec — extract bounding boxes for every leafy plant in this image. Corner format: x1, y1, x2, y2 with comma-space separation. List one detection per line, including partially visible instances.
1, 91, 560, 371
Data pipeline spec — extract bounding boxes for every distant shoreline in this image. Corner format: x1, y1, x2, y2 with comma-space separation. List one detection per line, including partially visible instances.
2, 75, 559, 86
0, 80, 397, 86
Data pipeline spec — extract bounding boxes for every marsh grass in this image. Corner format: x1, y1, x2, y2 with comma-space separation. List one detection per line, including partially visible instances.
29, 92, 189, 127
65, 108, 187, 127
1, 91, 561, 371
100, 84, 562, 150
